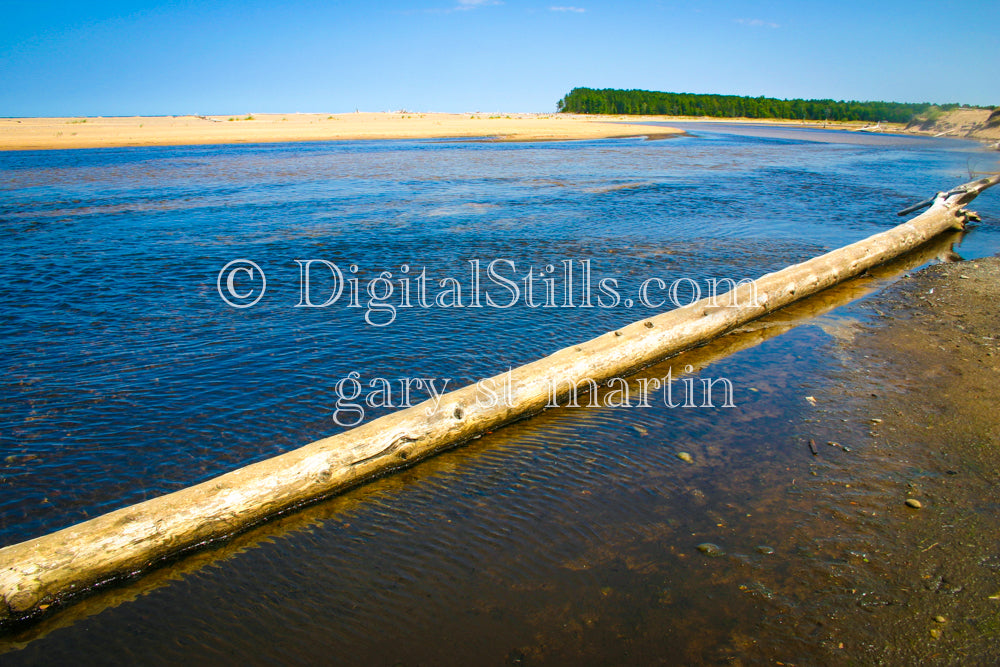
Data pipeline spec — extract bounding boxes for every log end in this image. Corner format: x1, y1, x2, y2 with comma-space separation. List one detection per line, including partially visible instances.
961, 208, 982, 225
950, 208, 979, 231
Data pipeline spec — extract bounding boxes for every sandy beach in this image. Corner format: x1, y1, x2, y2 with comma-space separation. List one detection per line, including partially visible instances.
7, 111, 990, 152
0, 112, 688, 151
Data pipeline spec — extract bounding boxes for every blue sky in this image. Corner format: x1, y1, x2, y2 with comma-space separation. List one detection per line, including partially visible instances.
1, 0, 997, 116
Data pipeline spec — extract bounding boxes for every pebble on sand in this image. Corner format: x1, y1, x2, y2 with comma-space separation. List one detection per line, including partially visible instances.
696, 543, 725, 557
905, 498, 923, 509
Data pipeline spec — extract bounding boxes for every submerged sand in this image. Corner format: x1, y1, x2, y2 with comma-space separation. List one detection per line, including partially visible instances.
0, 112, 685, 151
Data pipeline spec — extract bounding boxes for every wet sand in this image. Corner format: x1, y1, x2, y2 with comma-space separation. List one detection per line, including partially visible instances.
777, 253, 1000, 664
0, 112, 685, 150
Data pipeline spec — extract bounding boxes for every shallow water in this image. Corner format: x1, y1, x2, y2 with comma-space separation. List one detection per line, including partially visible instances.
1, 125, 998, 662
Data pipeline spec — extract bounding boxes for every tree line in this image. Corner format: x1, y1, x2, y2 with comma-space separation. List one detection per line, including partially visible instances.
556, 87, 974, 123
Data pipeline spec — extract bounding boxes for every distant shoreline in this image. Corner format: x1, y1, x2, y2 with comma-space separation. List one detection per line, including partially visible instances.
3, 111, 993, 152
618, 108, 1000, 148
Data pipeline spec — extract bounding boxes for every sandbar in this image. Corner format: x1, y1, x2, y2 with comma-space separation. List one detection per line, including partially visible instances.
0, 112, 686, 151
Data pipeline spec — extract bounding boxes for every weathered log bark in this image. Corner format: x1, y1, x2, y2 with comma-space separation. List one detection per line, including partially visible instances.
1, 176, 997, 624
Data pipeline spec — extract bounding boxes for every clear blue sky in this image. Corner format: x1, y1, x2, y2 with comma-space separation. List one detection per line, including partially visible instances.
1, 0, 997, 116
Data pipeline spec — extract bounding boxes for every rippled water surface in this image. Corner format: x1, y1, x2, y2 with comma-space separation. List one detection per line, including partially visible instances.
2, 125, 998, 663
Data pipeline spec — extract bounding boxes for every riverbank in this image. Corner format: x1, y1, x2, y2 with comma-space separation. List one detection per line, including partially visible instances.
652, 107, 1000, 148
900, 107, 1000, 144
0, 112, 685, 150
774, 253, 1000, 664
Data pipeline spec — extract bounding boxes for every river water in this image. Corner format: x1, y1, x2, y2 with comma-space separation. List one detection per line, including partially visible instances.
1, 124, 998, 663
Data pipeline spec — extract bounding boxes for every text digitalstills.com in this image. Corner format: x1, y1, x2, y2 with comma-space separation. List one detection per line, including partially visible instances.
217, 258, 762, 324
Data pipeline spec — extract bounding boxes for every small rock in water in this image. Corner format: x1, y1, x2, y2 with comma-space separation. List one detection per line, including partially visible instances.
905, 498, 923, 509
755, 545, 775, 555
696, 543, 725, 557
739, 581, 775, 599
506, 649, 527, 665
4, 454, 39, 464
677, 452, 694, 464
934, 615, 947, 624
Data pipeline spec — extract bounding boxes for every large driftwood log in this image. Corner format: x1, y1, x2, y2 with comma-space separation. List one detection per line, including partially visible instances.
0, 231, 967, 652
1, 175, 997, 624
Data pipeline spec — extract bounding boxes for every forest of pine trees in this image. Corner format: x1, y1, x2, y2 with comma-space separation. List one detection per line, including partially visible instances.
556, 87, 968, 123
